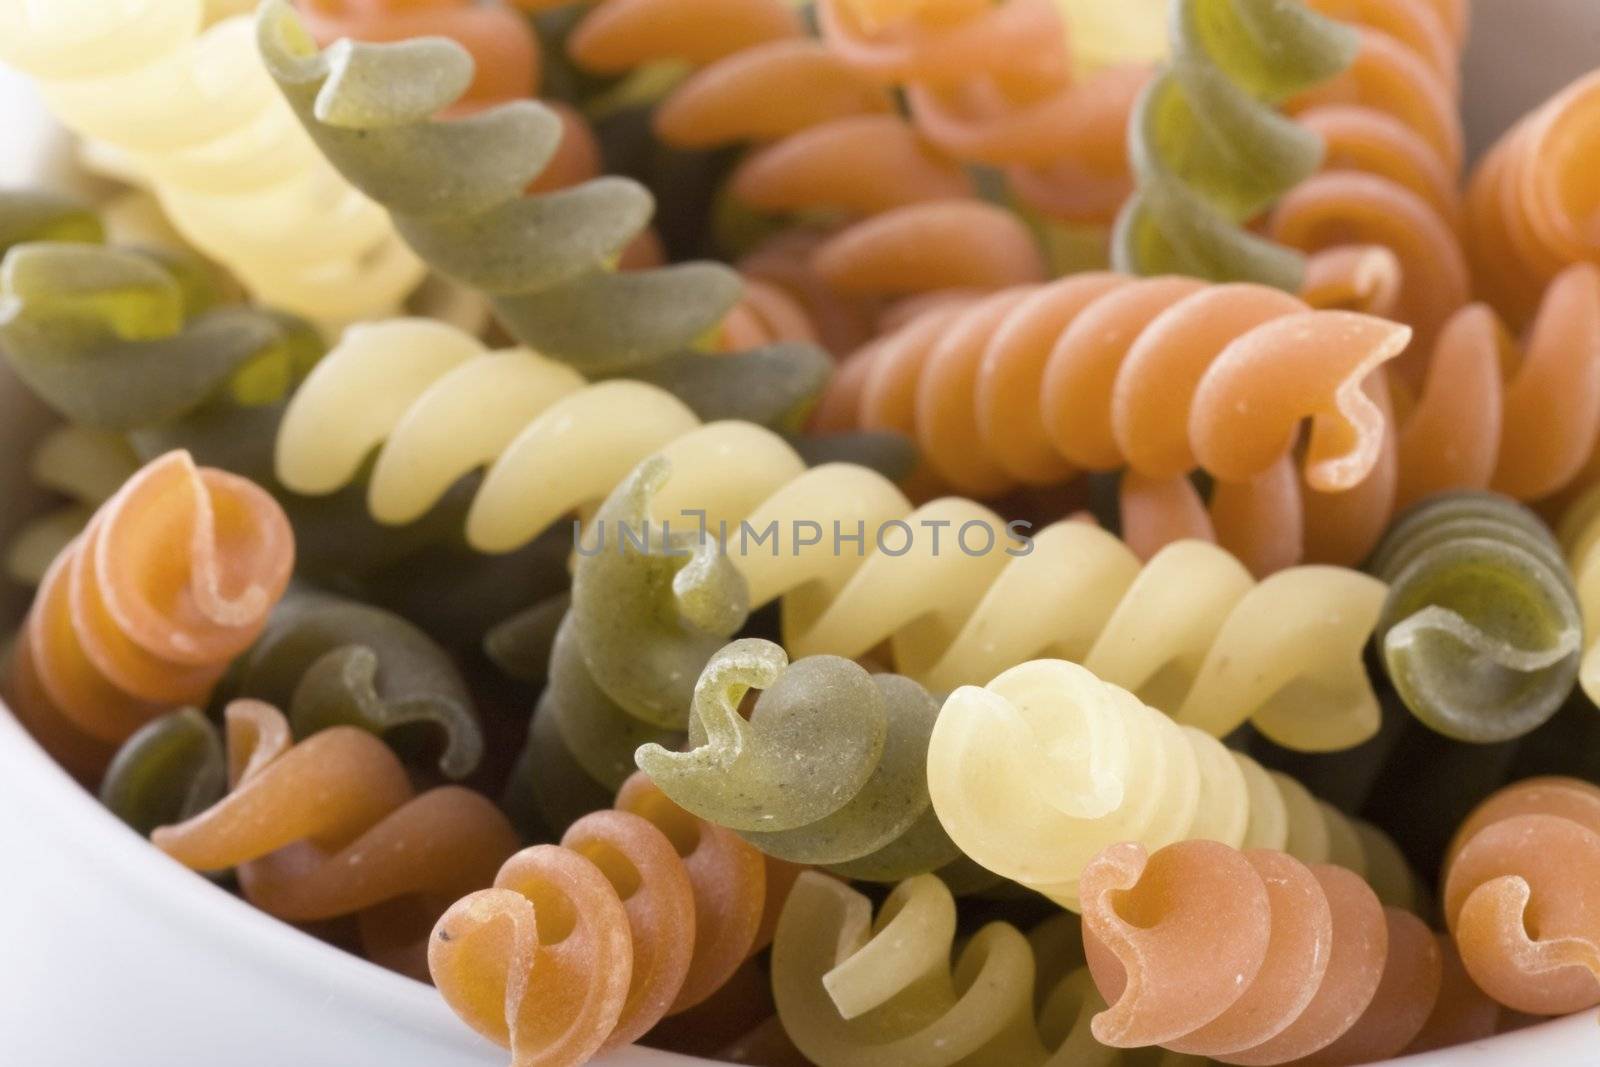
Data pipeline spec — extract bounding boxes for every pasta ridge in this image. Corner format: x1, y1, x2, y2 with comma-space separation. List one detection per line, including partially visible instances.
152, 699, 519, 979
926, 659, 1414, 909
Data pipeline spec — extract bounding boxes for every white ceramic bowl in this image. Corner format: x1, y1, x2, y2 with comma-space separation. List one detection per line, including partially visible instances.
2, 3, 1599, 1063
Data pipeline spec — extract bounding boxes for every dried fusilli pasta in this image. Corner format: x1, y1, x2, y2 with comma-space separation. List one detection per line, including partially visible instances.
813, 272, 1412, 573
772, 869, 1205, 1067
3, 451, 294, 780
429, 770, 792, 1067
1113, 0, 1357, 289
99, 707, 225, 837
927, 659, 1415, 909
1466, 69, 1600, 330
1080, 838, 1469, 1064
1369, 492, 1582, 742
0, 0, 422, 324
230, 590, 484, 779
1269, 0, 1472, 359
256, 2, 830, 427
153, 699, 519, 978
1442, 776, 1600, 1016
0, 241, 323, 433
818, 0, 1150, 229
638, 638, 960, 881
641, 5, 1048, 300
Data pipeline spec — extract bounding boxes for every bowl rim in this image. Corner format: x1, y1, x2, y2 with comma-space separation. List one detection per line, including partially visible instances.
0, 697, 701, 1066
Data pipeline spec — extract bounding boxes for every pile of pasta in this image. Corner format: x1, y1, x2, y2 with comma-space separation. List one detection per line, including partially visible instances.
2, 1, 1600, 1065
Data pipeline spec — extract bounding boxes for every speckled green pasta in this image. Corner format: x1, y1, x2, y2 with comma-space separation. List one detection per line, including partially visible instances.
0, 240, 322, 432
639, 639, 961, 881
230, 592, 483, 779
492, 457, 749, 833
99, 709, 225, 837
1371, 492, 1583, 742
254, 1, 830, 428
1113, 0, 1357, 289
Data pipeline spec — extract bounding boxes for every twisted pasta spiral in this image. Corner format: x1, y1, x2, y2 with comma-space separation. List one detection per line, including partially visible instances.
256, 3, 827, 427
4, 451, 294, 780
817, 0, 1150, 228
814, 271, 1412, 573
429, 770, 793, 1067
0, 0, 422, 324
1442, 776, 1600, 1016
153, 699, 519, 979
1466, 69, 1600, 330
1271, 0, 1472, 358
1370, 492, 1582, 742
927, 659, 1413, 910
1081, 838, 1454, 1064
773, 869, 1210, 1067
1113, 0, 1358, 289
0, 241, 324, 434
230, 590, 484, 779
275, 319, 825, 552
294, 0, 541, 111
1558, 481, 1600, 707
560, 0, 1047, 301
638, 638, 960, 882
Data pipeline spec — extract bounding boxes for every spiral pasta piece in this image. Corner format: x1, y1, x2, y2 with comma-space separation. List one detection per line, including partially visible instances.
774, 869, 1219, 1067
1270, 0, 1472, 357
814, 271, 1412, 573
927, 659, 1411, 909
1466, 70, 1600, 330
0, 238, 326, 434
634, 5, 1046, 300
428, 770, 787, 1067
1369, 492, 1582, 742
3, 451, 294, 780
817, 0, 1150, 228
1442, 776, 1600, 1016
255, 3, 828, 426
1080, 838, 1446, 1064
1113, 0, 1358, 289
294, 0, 540, 111
0, 0, 422, 324
152, 699, 519, 978
638, 638, 960, 881
1393, 264, 1600, 510
230, 590, 483, 778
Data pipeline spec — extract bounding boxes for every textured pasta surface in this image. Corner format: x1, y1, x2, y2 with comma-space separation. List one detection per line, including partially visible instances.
429, 771, 793, 1067
255, 2, 831, 428
1442, 776, 1600, 1016
1269, 0, 1473, 359
1466, 71, 1600, 329
773, 869, 1208, 1067
0, 0, 422, 323
1114, 0, 1357, 289
638, 638, 960, 881
230, 590, 483, 779
153, 699, 519, 979
815, 271, 1412, 574
4, 451, 294, 780
1080, 838, 1478, 1064
928, 659, 1414, 909
1370, 492, 1582, 742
